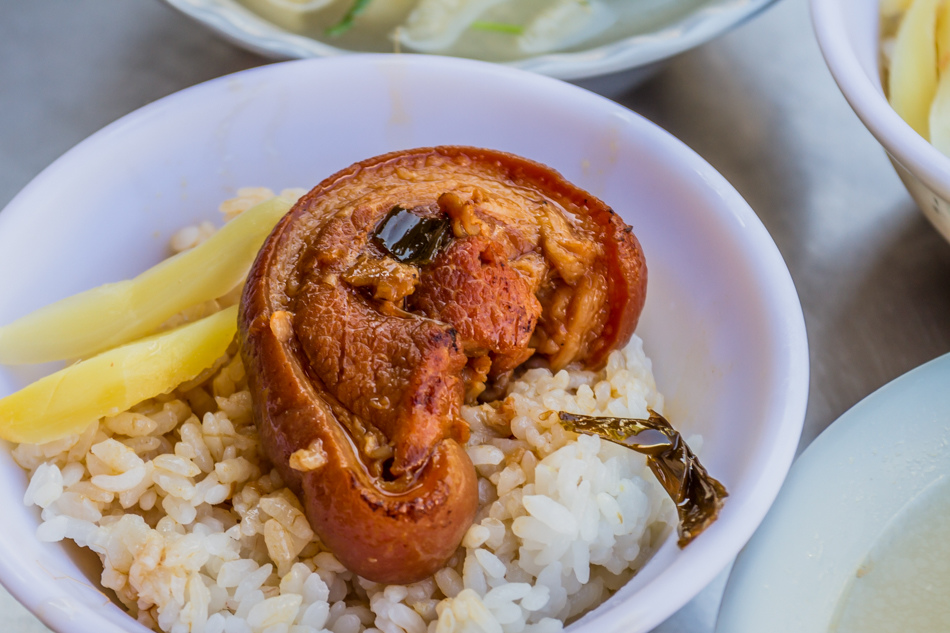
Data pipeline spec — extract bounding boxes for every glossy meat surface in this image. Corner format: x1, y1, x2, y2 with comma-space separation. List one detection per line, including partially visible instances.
410, 236, 542, 376
239, 146, 647, 584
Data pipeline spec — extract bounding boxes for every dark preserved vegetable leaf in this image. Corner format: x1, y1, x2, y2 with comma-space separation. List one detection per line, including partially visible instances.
371, 206, 453, 265
557, 410, 727, 547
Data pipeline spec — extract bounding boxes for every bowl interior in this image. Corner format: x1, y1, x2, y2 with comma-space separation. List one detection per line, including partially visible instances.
0, 55, 807, 633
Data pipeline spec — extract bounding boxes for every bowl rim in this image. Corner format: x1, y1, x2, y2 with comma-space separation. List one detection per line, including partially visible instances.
810, 0, 950, 197
716, 350, 950, 632
0, 54, 808, 633
163, 0, 779, 80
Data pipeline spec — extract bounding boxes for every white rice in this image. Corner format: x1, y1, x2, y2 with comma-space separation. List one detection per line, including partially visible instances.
12, 188, 674, 633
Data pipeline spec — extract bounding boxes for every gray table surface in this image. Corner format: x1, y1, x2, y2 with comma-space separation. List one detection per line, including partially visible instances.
2, 0, 950, 631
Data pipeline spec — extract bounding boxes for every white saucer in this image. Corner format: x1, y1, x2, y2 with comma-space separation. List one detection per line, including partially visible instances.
717, 353, 950, 632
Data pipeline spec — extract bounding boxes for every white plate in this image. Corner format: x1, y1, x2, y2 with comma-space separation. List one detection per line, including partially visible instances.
717, 352, 950, 632
165, 0, 777, 82
0, 55, 807, 633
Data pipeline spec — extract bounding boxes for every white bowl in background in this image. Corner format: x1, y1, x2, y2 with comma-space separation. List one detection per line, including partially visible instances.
164, 0, 778, 86
0, 55, 808, 633
717, 353, 950, 632
812, 0, 950, 243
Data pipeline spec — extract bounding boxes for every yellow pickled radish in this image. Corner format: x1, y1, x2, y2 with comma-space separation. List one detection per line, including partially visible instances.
0, 305, 237, 444
881, 0, 915, 18
0, 197, 291, 365
938, 0, 950, 65
931, 1, 950, 155
889, 0, 941, 139
518, 0, 615, 55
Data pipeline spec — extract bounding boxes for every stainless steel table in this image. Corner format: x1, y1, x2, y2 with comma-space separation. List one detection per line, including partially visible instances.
2, 0, 949, 630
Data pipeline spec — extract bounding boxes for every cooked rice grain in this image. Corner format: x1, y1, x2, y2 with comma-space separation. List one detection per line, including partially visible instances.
14, 188, 674, 633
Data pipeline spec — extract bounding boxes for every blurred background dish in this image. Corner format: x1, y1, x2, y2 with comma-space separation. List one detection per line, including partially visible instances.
812, 0, 950, 245
162, 0, 778, 87
0, 54, 807, 633
716, 352, 950, 632
9, 0, 950, 631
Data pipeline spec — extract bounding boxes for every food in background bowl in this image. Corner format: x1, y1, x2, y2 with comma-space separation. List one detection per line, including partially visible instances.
814, 0, 950, 243
0, 54, 809, 633
163, 0, 781, 87
0, 148, 725, 633
237, 0, 706, 61
880, 0, 950, 154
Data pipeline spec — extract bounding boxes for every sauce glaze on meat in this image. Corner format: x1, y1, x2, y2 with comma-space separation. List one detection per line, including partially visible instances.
239, 147, 647, 584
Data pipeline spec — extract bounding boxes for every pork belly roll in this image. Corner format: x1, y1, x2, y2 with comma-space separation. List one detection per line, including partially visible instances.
239, 147, 647, 583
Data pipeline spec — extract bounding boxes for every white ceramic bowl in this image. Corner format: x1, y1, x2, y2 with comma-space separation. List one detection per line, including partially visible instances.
165, 0, 777, 84
0, 55, 807, 633
717, 352, 950, 632
812, 0, 950, 243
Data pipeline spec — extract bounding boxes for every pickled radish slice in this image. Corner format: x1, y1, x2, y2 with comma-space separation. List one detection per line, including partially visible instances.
938, 0, 950, 66
0, 197, 291, 365
889, 0, 941, 139
881, 0, 914, 19
0, 305, 237, 444
930, 1, 950, 154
